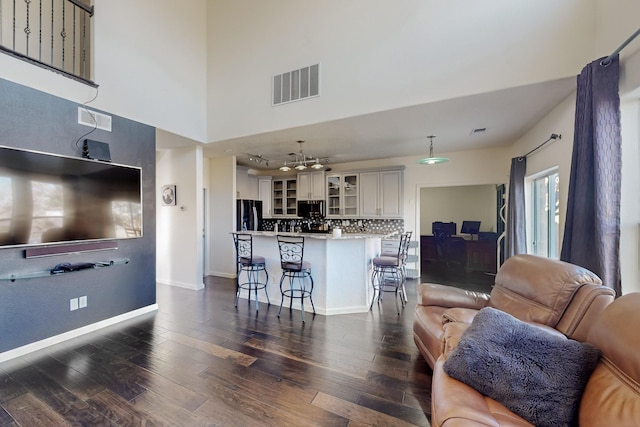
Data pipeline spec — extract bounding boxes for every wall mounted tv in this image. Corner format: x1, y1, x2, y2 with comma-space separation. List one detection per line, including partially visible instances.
0, 145, 142, 248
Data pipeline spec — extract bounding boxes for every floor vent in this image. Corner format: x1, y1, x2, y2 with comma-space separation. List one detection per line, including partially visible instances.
273, 64, 320, 106
78, 107, 112, 132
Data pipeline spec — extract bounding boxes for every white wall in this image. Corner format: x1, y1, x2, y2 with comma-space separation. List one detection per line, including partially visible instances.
206, 0, 596, 142
420, 185, 497, 235
208, 156, 237, 278
0, 0, 208, 143
619, 97, 639, 294
595, 0, 640, 61
510, 95, 576, 240
156, 145, 204, 290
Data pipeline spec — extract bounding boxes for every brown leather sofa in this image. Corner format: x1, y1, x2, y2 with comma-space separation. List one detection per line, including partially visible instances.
413, 254, 615, 369
429, 292, 640, 426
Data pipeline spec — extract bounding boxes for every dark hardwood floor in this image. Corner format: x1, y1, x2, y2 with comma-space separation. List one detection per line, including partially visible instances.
420, 260, 495, 294
0, 276, 433, 426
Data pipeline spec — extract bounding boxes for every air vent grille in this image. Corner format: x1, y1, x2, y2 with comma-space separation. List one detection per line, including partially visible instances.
78, 107, 112, 132
273, 64, 320, 106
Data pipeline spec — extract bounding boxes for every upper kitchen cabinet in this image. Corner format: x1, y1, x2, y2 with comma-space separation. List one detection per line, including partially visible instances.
326, 173, 359, 218
297, 171, 325, 200
258, 177, 272, 218
359, 169, 403, 218
272, 178, 297, 216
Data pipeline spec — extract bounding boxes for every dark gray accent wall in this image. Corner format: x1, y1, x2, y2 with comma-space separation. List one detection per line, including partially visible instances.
0, 78, 156, 353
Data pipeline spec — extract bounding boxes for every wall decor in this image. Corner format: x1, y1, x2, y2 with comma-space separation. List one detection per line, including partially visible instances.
161, 184, 177, 206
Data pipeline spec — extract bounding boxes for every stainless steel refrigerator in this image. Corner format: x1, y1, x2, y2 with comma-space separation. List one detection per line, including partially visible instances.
236, 199, 263, 231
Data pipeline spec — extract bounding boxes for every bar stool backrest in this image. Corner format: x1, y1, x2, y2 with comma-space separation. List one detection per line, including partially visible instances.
233, 233, 253, 264
400, 231, 413, 263
277, 235, 305, 272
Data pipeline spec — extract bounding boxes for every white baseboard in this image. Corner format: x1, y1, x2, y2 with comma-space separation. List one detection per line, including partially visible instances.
241, 294, 368, 316
208, 271, 235, 279
156, 279, 204, 290
0, 304, 159, 363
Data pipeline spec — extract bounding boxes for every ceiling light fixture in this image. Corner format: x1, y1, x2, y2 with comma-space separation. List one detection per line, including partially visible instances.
247, 153, 269, 167
280, 162, 291, 172
279, 140, 328, 171
417, 135, 449, 165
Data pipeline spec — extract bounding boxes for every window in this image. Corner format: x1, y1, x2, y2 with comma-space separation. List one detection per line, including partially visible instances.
529, 171, 559, 258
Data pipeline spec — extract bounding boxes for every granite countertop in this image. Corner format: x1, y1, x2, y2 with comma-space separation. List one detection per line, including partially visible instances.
233, 231, 393, 240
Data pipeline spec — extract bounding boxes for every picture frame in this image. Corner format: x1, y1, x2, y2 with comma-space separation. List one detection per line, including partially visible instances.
161, 184, 177, 206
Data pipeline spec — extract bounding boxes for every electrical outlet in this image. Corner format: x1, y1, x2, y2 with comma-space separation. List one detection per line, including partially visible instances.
70, 298, 79, 311
79, 296, 87, 308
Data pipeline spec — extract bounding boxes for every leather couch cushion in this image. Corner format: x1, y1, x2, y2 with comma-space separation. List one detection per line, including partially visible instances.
489, 254, 602, 327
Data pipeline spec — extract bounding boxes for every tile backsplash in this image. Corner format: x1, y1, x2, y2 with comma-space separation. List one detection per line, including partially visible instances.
262, 218, 404, 235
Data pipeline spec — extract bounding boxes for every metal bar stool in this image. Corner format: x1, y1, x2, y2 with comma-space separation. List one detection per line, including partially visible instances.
381, 231, 412, 303
370, 232, 411, 314
276, 235, 315, 322
233, 233, 270, 311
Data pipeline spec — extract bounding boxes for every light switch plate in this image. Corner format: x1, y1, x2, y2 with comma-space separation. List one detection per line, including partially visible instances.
79, 296, 87, 308
70, 298, 79, 311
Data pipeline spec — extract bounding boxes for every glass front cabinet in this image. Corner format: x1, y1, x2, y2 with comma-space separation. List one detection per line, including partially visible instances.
272, 178, 297, 216
326, 173, 359, 218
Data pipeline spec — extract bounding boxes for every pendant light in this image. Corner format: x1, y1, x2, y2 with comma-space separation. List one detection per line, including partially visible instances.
279, 162, 291, 172
417, 135, 449, 165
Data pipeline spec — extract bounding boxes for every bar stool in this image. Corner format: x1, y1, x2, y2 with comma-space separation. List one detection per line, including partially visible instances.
233, 233, 270, 311
276, 235, 315, 322
370, 232, 411, 314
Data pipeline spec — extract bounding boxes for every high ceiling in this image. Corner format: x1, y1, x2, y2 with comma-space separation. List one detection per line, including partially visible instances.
160, 77, 577, 171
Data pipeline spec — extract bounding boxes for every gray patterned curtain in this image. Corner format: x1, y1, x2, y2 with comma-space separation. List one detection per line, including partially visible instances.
505, 156, 527, 259
561, 56, 621, 296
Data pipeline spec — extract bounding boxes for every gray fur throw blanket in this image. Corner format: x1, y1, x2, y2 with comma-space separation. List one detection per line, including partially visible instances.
443, 307, 600, 427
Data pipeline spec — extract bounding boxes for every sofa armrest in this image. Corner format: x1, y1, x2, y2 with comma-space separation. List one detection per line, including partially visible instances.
442, 322, 470, 360
417, 283, 491, 309
442, 307, 479, 324
431, 357, 533, 427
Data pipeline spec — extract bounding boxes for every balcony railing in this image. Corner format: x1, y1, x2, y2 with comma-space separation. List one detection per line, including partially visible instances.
0, 0, 94, 85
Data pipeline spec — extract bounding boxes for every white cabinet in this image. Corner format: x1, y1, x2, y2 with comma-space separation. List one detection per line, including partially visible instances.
359, 170, 403, 218
326, 173, 359, 217
297, 171, 325, 200
258, 177, 272, 218
272, 178, 297, 216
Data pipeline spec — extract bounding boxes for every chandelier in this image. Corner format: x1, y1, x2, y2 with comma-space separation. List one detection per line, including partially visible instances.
417, 135, 449, 165
279, 140, 327, 171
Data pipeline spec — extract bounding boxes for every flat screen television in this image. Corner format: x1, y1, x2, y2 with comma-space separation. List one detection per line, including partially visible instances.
461, 220, 481, 235
0, 145, 142, 248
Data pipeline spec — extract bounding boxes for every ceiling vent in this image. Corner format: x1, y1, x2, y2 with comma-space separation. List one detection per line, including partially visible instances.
78, 107, 112, 132
470, 127, 487, 135
273, 64, 320, 106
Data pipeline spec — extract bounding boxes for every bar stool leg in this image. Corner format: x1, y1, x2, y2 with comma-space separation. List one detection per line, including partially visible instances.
252, 269, 259, 312
263, 267, 270, 305
299, 276, 305, 323
307, 273, 316, 315
370, 268, 379, 310
277, 273, 286, 318
235, 267, 242, 308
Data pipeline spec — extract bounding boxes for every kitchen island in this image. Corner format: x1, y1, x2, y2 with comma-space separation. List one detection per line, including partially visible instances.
234, 231, 393, 315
